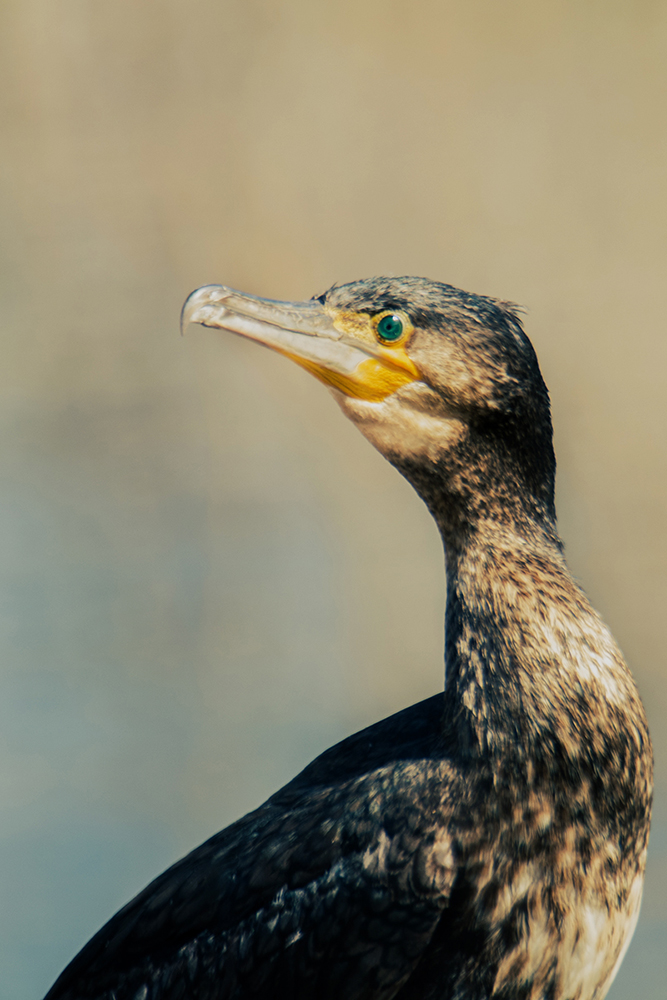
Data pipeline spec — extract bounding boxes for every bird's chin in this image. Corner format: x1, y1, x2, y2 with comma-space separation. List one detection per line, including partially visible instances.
332, 387, 467, 467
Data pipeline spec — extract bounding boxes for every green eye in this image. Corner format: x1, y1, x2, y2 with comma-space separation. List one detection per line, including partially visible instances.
376, 314, 404, 342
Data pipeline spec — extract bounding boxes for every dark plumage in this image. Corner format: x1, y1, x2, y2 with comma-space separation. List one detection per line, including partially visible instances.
45, 277, 652, 1000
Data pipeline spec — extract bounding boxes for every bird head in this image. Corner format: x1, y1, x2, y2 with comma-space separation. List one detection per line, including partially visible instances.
181, 276, 556, 541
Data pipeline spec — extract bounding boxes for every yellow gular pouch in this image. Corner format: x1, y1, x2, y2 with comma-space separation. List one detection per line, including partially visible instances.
281, 307, 421, 402
282, 351, 420, 401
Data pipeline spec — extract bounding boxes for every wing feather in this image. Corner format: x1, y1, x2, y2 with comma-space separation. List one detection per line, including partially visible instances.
45, 697, 458, 1000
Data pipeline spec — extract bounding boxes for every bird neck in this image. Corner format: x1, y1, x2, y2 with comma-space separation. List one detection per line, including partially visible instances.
390, 437, 647, 778
439, 514, 632, 766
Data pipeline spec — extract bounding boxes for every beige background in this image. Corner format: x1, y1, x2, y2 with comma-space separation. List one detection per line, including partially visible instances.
1, 1, 665, 996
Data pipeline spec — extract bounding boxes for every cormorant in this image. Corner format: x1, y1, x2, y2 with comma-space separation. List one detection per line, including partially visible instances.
44, 277, 652, 1000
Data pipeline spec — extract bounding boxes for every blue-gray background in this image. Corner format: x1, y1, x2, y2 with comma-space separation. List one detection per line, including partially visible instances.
1, 2, 665, 996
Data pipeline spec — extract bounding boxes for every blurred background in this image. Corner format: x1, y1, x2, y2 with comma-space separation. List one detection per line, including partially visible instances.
1, 1, 665, 996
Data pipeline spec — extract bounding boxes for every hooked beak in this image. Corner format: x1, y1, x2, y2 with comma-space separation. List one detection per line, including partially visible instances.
181, 285, 421, 402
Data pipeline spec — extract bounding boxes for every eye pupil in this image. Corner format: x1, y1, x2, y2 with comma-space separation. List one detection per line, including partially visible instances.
377, 314, 404, 341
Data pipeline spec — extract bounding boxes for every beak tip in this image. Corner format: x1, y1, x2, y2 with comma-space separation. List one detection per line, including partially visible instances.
180, 299, 198, 336
180, 288, 199, 337
180, 284, 231, 336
